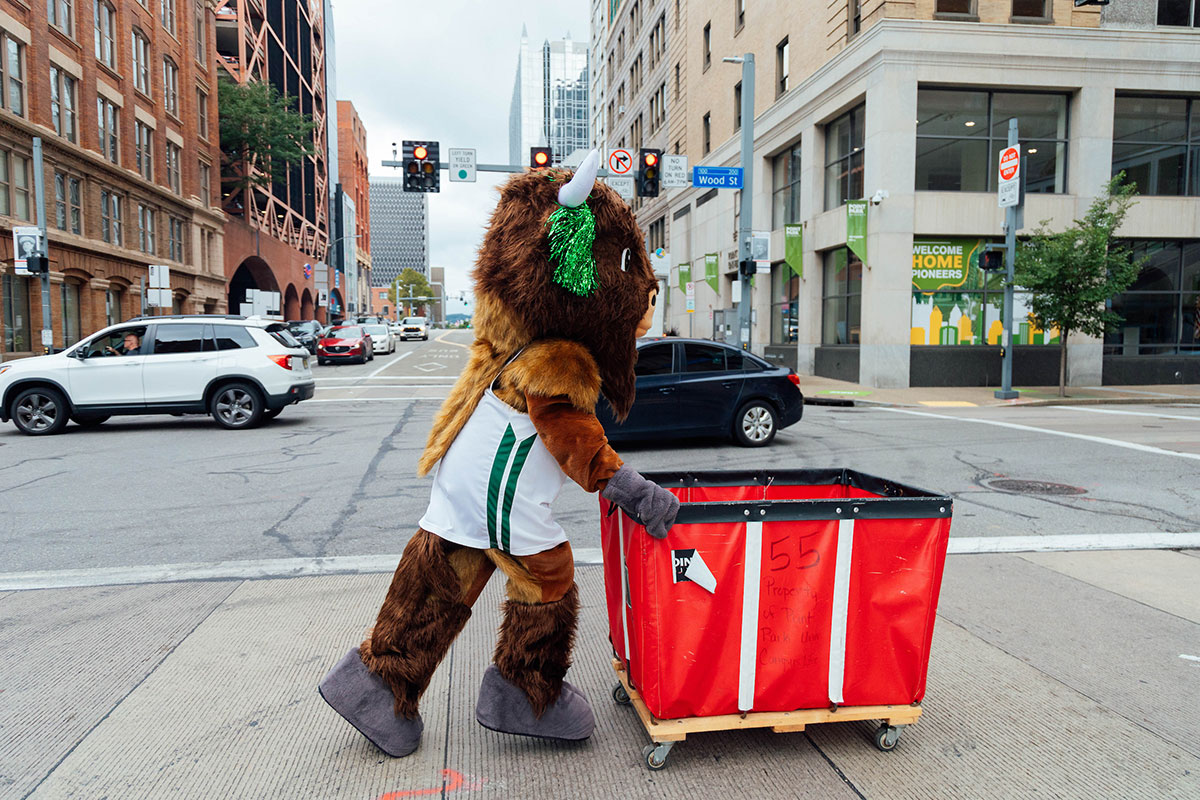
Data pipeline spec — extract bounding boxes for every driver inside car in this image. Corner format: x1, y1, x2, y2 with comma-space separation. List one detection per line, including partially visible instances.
106, 332, 142, 356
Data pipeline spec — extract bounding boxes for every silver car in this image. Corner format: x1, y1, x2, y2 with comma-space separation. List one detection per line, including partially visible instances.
363, 324, 395, 355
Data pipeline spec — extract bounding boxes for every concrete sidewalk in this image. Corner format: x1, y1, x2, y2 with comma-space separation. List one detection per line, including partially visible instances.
3, 550, 1198, 799
798, 374, 1200, 408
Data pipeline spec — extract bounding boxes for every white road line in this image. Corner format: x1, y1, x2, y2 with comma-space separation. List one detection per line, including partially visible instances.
3, 537, 1196, 591
306, 396, 446, 403
313, 376, 456, 383
880, 407, 1200, 462
1048, 406, 1200, 422
1180, 654, 1200, 663
1082, 386, 1198, 398
366, 349, 414, 378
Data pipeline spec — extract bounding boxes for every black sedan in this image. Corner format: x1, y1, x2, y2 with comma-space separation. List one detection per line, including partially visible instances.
287, 320, 322, 355
596, 338, 804, 447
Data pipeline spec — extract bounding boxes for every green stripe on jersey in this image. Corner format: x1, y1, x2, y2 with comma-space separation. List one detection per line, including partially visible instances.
486, 425, 517, 549
500, 434, 538, 552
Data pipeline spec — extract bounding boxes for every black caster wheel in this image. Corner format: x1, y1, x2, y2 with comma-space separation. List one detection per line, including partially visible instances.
874, 724, 903, 752
612, 683, 631, 706
642, 742, 673, 770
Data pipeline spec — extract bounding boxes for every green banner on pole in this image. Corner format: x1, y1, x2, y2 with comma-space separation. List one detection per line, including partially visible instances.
677, 263, 690, 293
704, 253, 720, 294
784, 225, 803, 278
847, 201, 868, 265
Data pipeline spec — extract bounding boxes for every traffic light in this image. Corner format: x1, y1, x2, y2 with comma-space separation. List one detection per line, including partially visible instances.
403, 141, 440, 193
530, 147, 552, 169
979, 250, 1004, 271
636, 148, 662, 197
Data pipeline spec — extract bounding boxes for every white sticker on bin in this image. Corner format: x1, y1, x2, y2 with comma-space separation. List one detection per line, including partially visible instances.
738, 521, 764, 712
828, 518, 856, 706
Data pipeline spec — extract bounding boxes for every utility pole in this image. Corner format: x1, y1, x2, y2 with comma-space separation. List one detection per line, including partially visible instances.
32, 138, 52, 354
724, 54, 755, 351
995, 118, 1021, 400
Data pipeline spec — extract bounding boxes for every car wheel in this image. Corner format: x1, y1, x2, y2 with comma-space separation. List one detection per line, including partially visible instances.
73, 414, 110, 427
733, 400, 777, 447
210, 382, 265, 430
11, 387, 70, 435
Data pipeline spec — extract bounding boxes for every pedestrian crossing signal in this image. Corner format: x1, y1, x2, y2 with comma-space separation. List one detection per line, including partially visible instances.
530, 147, 552, 169
980, 250, 1004, 271
403, 141, 440, 193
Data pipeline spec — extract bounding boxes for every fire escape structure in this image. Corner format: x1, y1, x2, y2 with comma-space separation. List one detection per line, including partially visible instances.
214, 0, 329, 260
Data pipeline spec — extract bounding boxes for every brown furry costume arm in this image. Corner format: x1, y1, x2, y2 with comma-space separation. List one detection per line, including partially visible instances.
503, 339, 623, 493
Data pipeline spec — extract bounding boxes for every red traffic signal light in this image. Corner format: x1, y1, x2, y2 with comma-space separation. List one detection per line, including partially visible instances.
644, 152, 658, 167
530, 147, 552, 169
413, 145, 428, 160
637, 148, 662, 197
402, 141, 440, 193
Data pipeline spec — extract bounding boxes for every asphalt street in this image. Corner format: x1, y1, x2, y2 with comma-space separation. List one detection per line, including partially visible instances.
1, 328, 1199, 574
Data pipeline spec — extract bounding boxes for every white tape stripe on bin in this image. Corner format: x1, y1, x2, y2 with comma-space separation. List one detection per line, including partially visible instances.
828, 518, 855, 705
739, 520, 764, 712
619, 513, 630, 662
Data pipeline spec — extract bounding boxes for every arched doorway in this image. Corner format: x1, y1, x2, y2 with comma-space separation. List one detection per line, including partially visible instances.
301, 288, 314, 321
284, 284, 300, 320
228, 257, 280, 315
328, 289, 344, 323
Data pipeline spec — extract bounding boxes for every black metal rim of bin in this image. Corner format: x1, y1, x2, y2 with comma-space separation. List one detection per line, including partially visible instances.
637, 468, 954, 524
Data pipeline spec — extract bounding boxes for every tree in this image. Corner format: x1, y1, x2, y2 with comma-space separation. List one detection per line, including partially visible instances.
217, 76, 317, 191
389, 269, 434, 316
1014, 173, 1145, 397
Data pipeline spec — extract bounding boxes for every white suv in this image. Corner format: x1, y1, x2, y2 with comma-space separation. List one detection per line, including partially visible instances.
0, 316, 315, 435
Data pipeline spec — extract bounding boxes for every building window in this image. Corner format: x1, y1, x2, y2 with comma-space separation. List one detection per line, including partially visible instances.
161, 0, 176, 35
1112, 95, 1200, 196
194, 0, 206, 63
135, 121, 153, 180
54, 173, 82, 234
1158, 0, 1200, 25
196, 87, 208, 138
94, 0, 117, 68
1105, 241, 1200, 355
937, 0, 977, 14
97, 96, 119, 163
916, 88, 1068, 194
2, 33, 24, 116
132, 30, 151, 95
734, 81, 742, 131
822, 248, 862, 345
48, 0, 75, 36
849, 0, 862, 37
60, 281, 82, 347
735, 0, 745, 31
648, 216, 666, 251
772, 265, 800, 344
702, 112, 711, 155
824, 104, 865, 210
101, 188, 122, 245
0, 149, 30, 219
106, 287, 123, 326
771, 141, 802, 229
163, 58, 179, 116
138, 203, 156, 253
1012, 0, 1050, 19
50, 67, 78, 143
703, 22, 711, 71
776, 38, 789, 98
199, 160, 211, 203
166, 141, 181, 193
3, 273, 31, 352
168, 216, 185, 261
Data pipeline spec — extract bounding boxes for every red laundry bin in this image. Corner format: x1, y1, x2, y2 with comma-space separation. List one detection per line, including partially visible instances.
600, 469, 953, 722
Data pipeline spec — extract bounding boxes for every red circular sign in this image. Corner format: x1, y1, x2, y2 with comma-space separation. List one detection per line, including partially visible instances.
609, 149, 632, 174
998, 147, 1020, 181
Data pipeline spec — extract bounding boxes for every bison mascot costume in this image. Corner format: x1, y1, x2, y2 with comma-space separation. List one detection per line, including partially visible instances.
319, 150, 679, 756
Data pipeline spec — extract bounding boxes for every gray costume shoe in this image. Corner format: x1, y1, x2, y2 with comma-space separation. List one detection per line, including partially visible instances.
318, 647, 423, 757
475, 664, 595, 741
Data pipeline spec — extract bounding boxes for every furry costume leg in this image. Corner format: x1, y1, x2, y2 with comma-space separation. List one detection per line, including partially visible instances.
320, 529, 493, 757
474, 543, 595, 740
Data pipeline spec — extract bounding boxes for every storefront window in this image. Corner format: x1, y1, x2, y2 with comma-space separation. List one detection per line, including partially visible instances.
3, 273, 31, 352
822, 248, 861, 344
824, 105, 864, 210
771, 140, 802, 229
916, 89, 1068, 193
1105, 241, 1200, 354
1112, 95, 1199, 196
771, 263, 799, 344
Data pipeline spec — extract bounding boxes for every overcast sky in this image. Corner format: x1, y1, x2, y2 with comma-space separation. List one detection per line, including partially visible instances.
330, 0, 591, 314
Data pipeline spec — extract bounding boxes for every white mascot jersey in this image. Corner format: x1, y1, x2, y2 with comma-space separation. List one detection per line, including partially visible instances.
420, 388, 569, 556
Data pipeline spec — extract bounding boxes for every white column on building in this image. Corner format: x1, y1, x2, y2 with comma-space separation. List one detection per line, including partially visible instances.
795, 126, 821, 375
859, 62, 918, 388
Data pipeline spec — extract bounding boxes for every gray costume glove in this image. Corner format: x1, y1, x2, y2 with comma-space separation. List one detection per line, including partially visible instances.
602, 465, 680, 539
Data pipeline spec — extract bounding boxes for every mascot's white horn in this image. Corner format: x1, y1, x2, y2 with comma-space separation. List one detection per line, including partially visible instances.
557, 149, 600, 209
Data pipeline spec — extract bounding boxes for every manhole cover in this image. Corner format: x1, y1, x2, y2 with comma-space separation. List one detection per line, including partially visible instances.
984, 479, 1086, 496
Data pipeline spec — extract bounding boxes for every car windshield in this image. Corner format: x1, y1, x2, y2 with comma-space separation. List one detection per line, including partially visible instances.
288, 321, 317, 333
327, 326, 363, 339
403, 317, 426, 325
363, 325, 388, 335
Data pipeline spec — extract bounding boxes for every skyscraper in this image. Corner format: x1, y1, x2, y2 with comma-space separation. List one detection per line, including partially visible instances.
509, 28, 590, 166
369, 178, 428, 288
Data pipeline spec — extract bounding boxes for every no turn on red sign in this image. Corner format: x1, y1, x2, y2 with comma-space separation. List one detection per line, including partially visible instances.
998, 145, 1020, 208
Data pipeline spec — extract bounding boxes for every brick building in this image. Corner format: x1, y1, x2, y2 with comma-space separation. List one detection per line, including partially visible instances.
0, 0, 225, 357
216, 0, 329, 322
335, 99, 369, 314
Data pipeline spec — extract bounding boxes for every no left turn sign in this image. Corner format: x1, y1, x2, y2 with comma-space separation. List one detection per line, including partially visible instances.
609, 149, 632, 174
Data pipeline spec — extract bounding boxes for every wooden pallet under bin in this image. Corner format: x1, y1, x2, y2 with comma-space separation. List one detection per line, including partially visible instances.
611, 659, 923, 770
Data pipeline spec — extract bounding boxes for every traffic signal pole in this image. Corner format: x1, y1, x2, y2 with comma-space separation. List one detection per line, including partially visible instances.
32, 137, 52, 354
995, 118, 1020, 400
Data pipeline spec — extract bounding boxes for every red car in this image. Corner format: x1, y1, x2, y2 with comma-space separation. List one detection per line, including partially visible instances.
317, 325, 374, 365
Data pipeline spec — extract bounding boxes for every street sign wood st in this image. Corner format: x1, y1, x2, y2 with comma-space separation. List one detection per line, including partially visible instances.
998, 145, 1020, 208
692, 166, 743, 189
449, 148, 476, 182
